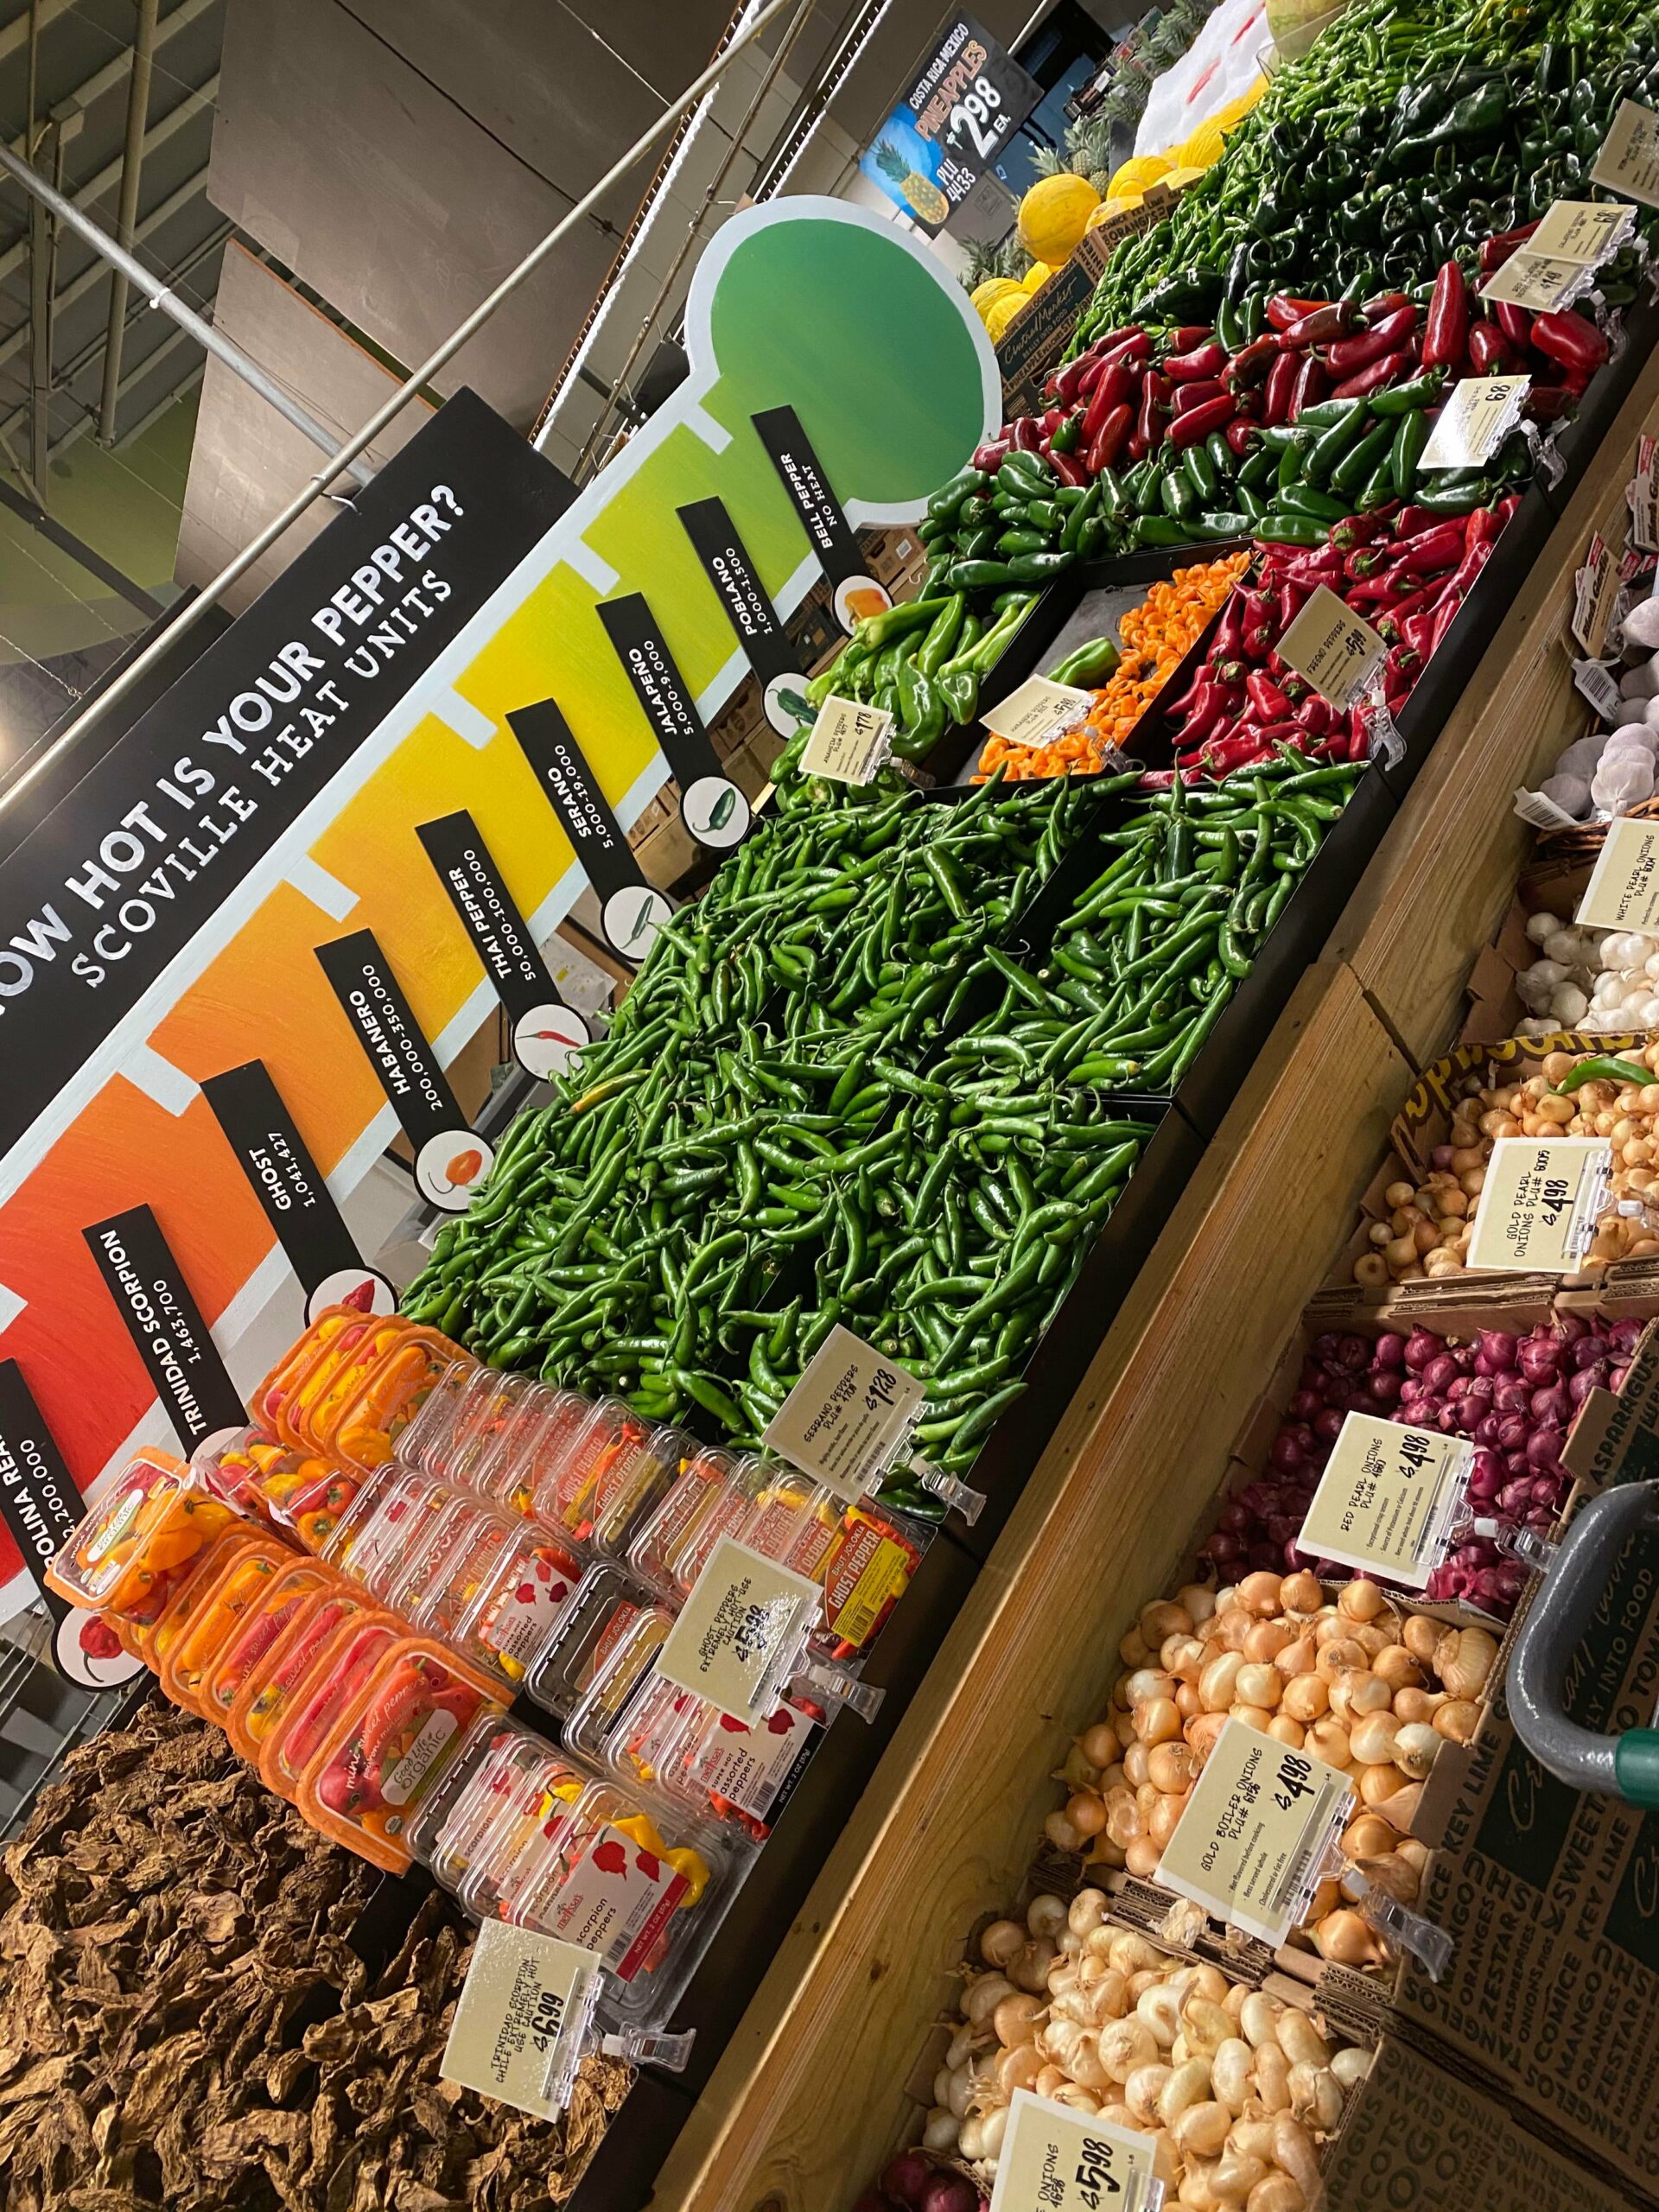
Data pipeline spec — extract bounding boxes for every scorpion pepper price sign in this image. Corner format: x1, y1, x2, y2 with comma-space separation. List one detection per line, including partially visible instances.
506, 698, 673, 965
416, 810, 589, 1080
597, 593, 750, 851
202, 1058, 394, 1321
315, 929, 493, 1212
752, 404, 892, 633
1278, 585, 1386, 712
654, 1536, 825, 1724
1155, 1715, 1352, 1948
442, 1921, 600, 2120
82, 1203, 247, 1452
989, 2091, 1163, 2212
1465, 1135, 1613, 1274
677, 495, 810, 735
1298, 1410, 1474, 1586
0, 1362, 144, 1688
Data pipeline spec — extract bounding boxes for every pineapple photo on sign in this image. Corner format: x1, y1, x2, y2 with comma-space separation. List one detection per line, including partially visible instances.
858, 13, 1040, 236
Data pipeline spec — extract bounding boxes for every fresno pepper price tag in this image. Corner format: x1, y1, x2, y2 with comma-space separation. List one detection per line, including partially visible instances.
1421, 375, 1530, 472
655, 1537, 823, 1723
1592, 99, 1659, 207
1298, 1411, 1474, 1586
764, 1322, 926, 1503
1155, 1716, 1352, 1946
1277, 584, 1385, 711
1528, 198, 1637, 266
1576, 814, 1659, 931
800, 695, 896, 784
442, 1921, 598, 2120
1465, 1135, 1613, 1274
989, 2092, 1163, 2212
1480, 250, 1591, 314
983, 672, 1095, 749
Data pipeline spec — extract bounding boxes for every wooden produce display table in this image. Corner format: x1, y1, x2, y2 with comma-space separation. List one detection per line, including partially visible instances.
649, 341, 1659, 2212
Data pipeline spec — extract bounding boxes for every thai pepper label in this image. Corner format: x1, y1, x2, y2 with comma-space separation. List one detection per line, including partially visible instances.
1298, 1411, 1473, 1586
1593, 99, 1659, 207
991, 2092, 1162, 2212
1465, 1135, 1613, 1272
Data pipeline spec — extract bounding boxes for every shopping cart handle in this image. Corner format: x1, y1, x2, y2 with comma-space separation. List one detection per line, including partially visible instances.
1510, 1481, 1659, 1808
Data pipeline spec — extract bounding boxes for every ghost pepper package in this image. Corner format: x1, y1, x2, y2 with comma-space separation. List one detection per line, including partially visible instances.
626, 1447, 770, 1605
533, 1400, 690, 1560
46, 1452, 241, 1622
474, 1386, 593, 1521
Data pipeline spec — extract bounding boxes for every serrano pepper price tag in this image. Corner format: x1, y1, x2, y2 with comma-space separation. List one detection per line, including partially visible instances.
1479, 250, 1591, 313
1592, 99, 1659, 207
1528, 197, 1637, 265
1578, 814, 1659, 931
800, 695, 896, 785
1278, 584, 1385, 710
1421, 375, 1529, 471
1465, 1135, 1614, 1273
1297, 1412, 1474, 1586
442, 1922, 601, 2120
983, 672, 1095, 749
764, 1322, 926, 1503
989, 2092, 1164, 2212
1154, 1716, 1352, 1946
654, 1537, 823, 1723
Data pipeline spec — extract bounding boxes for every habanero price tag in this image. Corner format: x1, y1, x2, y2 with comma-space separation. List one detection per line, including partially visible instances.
1421, 375, 1529, 472
1465, 1135, 1613, 1274
763, 1321, 926, 1503
1277, 585, 1385, 711
1577, 812, 1659, 932
989, 2091, 1164, 2212
800, 695, 896, 785
982, 672, 1095, 749
1592, 99, 1659, 208
1528, 197, 1637, 267
1298, 1411, 1473, 1586
654, 1537, 823, 1724
442, 1921, 600, 2120
1155, 1716, 1352, 1947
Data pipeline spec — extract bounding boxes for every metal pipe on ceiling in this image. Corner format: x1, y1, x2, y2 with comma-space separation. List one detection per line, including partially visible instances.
0, 167, 210, 374
97, 0, 161, 444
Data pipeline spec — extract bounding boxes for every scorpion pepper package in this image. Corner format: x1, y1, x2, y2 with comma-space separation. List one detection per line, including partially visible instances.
320, 1465, 452, 1599
45, 1450, 241, 1621
416, 1509, 584, 1688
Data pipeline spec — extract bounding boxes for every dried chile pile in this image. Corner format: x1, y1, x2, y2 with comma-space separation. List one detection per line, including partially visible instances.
0, 1700, 629, 2210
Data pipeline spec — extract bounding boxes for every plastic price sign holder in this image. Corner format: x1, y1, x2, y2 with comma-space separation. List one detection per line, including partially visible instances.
800, 696, 897, 785
442, 1922, 689, 2120
763, 1321, 984, 1521
1421, 377, 1531, 472
1527, 197, 1637, 267
989, 2091, 1164, 2212
652, 1535, 881, 1726
1576, 816, 1659, 932
1297, 1411, 1474, 1588
1155, 1717, 1452, 1974
1593, 100, 1659, 208
1464, 1136, 1614, 1274
982, 673, 1095, 751
1630, 435, 1659, 556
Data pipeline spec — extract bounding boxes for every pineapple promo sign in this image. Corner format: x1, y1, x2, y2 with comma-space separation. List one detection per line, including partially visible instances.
860, 12, 1040, 234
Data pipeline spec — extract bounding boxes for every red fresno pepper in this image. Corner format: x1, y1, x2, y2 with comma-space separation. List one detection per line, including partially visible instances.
1479, 219, 1541, 275
1136, 372, 1170, 454
1164, 338, 1228, 382
1247, 670, 1294, 720
1467, 320, 1517, 374
1098, 328, 1153, 372
1280, 302, 1357, 349
1289, 354, 1329, 420
1332, 512, 1389, 553
1171, 378, 1230, 416
1525, 383, 1576, 421
1361, 289, 1412, 324
1331, 348, 1415, 400
1226, 417, 1262, 457
1465, 504, 1505, 548
1422, 261, 1469, 371
973, 436, 1012, 471
1263, 351, 1300, 426
1225, 333, 1282, 389
1011, 415, 1044, 453
1166, 324, 1213, 354
1398, 520, 1469, 574
1081, 359, 1136, 444
1266, 293, 1328, 332
1048, 448, 1089, 488
1531, 308, 1609, 374
1325, 305, 1420, 375
1084, 402, 1134, 477
1492, 299, 1533, 351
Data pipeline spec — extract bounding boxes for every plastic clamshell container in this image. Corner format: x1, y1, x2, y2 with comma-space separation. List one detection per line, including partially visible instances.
454, 1737, 578, 1925
437, 1518, 583, 1688
626, 1446, 769, 1604
45, 1451, 238, 1619
257, 1310, 387, 1451
607, 1669, 823, 1841
394, 1355, 480, 1478
562, 1603, 677, 1767
524, 1561, 654, 1723
203, 1559, 330, 1720
296, 1635, 506, 1872
159, 1539, 295, 1713
474, 1385, 592, 1519
405, 1709, 537, 1882
533, 1401, 690, 1560
446, 1369, 543, 1494
321, 1467, 448, 1600
133, 1527, 264, 1671
226, 1585, 369, 1762
321, 1325, 462, 1474
384, 1493, 492, 1624
741, 1472, 930, 1661
261, 1612, 399, 1802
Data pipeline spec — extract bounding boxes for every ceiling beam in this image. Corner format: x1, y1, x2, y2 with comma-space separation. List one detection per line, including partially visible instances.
0, 0, 77, 72
44, 318, 193, 462
0, 474, 164, 616
3, 0, 217, 162
0, 165, 210, 374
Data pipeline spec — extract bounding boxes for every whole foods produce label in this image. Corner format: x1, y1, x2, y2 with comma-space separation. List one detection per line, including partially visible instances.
1278, 585, 1385, 712
1465, 1135, 1613, 1274
1629, 435, 1659, 556
764, 1322, 925, 1501
1299, 1410, 1474, 1586
656, 1536, 823, 1722
800, 696, 896, 785
442, 1920, 596, 2120
1577, 817, 1659, 934
990, 2090, 1162, 2212
1421, 377, 1530, 473
982, 673, 1095, 750
1593, 99, 1659, 207
1156, 1716, 1352, 1947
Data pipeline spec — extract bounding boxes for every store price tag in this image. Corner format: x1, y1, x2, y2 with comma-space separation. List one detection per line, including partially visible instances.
1421, 375, 1529, 471
1576, 814, 1659, 930
1573, 530, 1622, 658
442, 1922, 597, 2120
1278, 585, 1385, 710
655, 1537, 823, 1723
1298, 1411, 1473, 1586
1573, 655, 1625, 724
764, 1322, 925, 1503
1592, 99, 1659, 208
800, 695, 895, 784
1529, 198, 1637, 266
983, 672, 1095, 749
990, 2092, 1164, 2212
1465, 1135, 1614, 1272
1480, 250, 1591, 313
1630, 435, 1659, 555
1155, 1717, 1352, 1946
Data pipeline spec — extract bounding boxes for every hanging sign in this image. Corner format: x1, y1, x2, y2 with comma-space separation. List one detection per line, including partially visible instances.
858, 12, 1041, 235
315, 930, 493, 1211
655, 1536, 823, 1722
1421, 376, 1530, 471
597, 594, 750, 849
201, 1058, 393, 1318
82, 1205, 245, 1451
505, 701, 673, 963
416, 810, 588, 1079
798, 696, 896, 785
677, 495, 810, 735
753, 404, 892, 632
